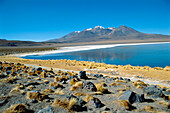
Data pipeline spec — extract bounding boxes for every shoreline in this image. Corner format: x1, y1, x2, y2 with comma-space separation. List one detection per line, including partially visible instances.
0, 41, 170, 88
17, 63, 170, 87
1, 56, 170, 87
12, 41, 170, 57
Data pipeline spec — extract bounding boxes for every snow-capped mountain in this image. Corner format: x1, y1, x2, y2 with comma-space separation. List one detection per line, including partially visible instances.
47, 25, 170, 43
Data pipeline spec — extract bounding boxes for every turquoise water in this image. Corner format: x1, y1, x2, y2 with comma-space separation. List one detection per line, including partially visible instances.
22, 43, 170, 68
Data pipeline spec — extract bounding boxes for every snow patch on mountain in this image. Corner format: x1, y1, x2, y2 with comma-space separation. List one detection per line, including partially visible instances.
94, 26, 104, 29
85, 28, 92, 31
75, 31, 80, 33
107, 27, 116, 30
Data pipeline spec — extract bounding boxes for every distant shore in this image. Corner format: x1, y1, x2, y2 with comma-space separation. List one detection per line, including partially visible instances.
0, 39, 170, 56
12, 41, 170, 57
0, 46, 58, 56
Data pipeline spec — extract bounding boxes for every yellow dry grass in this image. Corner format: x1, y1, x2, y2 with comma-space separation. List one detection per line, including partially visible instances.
52, 98, 78, 111
40, 72, 47, 78
95, 83, 109, 93
9, 87, 25, 96
52, 98, 68, 108
83, 94, 94, 102
34, 77, 41, 80
42, 88, 54, 94
0, 76, 17, 83
118, 90, 125, 97
141, 105, 155, 113
158, 100, 170, 108
74, 92, 86, 96
70, 81, 83, 91
69, 78, 79, 85
49, 82, 63, 88
4, 103, 27, 113
67, 98, 77, 110
55, 89, 65, 95
113, 100, 132, 110
26, 91, 48, 101
1, 56, 170, 86
115, 79, 127, 83
43, 80, 49, 83
133, 80, 147, 87
26, 85, 34, 90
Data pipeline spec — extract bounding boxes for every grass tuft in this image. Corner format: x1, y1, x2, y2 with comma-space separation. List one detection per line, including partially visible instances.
4, 103, 28, 113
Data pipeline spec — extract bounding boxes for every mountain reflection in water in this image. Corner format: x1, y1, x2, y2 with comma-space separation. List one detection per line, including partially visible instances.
22, 43, 170, 67
67, 46, 136, 62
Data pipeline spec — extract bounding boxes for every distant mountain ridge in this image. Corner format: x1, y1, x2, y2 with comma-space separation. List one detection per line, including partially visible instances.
0, 39, 43, 46
47, 25, 170, 43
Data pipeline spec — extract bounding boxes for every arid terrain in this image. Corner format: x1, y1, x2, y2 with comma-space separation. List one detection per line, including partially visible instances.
0, 60, 170, 113
0, 42, 170, 113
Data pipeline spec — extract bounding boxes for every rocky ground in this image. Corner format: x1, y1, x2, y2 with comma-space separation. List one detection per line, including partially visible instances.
0, 61, 170, 113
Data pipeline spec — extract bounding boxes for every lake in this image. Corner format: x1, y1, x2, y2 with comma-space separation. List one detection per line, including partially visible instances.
21, 43, 170, 68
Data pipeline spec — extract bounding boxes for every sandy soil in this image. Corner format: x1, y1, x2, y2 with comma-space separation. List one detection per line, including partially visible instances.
0, 56, 170, 87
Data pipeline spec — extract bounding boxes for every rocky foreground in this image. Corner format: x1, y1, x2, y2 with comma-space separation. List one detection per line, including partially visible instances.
0, 62, 170, 113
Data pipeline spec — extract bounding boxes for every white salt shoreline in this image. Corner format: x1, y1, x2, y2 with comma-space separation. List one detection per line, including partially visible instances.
13, 41, 170, 57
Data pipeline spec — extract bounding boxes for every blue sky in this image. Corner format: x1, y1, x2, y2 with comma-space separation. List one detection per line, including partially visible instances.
0, 0, 169, 42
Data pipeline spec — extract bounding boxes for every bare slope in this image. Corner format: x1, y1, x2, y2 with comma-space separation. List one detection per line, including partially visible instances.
47, 25, 170, 43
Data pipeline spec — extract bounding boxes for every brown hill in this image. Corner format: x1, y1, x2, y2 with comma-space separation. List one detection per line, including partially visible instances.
0, 39, 44, 46
47, 25, 170, 43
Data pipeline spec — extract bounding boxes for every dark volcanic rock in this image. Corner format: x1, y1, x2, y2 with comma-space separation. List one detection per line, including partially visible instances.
6, 67, 12, 71
94, 74, 104, 78
24, 82, 40, 87
0, 73, 5, 78
67, 95, 87, 111
119, 91, 145, 104
144, 85, 164, 98
163, 91, 170, 95
38, 106, 54, 113
29, 99, 38, 103
0, 99, 7, 106
78, 71, 88, 79
83, 81, 97, 92
67, 95, 86, 107
6, 71, 12, 75
37, 67, 43, 71
69, 75, 78, 80
0, 66, 3, 70
118, 77, 123, 80
88, 98, 105, 108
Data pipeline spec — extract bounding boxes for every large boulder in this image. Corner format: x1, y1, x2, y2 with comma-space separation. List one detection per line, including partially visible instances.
78, 71, 88, 79
6, 67, 12, 71
119, 90, 145, 104
37, 67, 43, 71
144, 85, 164, 98
88, 98, 105, 108
83, 81, 97, 92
